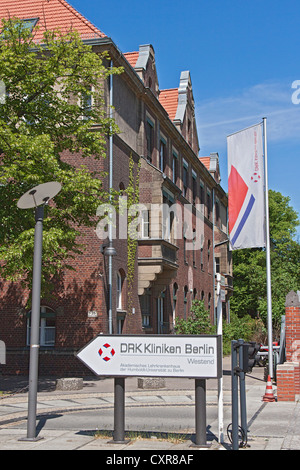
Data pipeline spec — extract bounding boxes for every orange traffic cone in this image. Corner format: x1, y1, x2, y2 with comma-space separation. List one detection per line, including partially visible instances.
263, 375, 276, 402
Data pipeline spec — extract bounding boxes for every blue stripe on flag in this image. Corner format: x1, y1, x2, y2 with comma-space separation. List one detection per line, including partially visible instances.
231, 194, 255, 246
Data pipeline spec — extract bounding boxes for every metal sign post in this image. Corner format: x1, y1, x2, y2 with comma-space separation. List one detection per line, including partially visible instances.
108, 377, 130, 444
193, 379, 209, 447
229, 339, 258, 449
216, 273, 224, 443
77, 334, 222, 446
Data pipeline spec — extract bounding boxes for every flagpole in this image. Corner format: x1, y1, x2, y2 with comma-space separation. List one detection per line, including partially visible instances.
263, 117, 273, 379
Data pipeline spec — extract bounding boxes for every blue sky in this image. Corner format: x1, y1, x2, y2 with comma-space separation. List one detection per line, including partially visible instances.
71, 0, 300, 237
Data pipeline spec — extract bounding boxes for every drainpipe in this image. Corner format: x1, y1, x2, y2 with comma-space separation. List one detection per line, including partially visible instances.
106, 59, 116, 335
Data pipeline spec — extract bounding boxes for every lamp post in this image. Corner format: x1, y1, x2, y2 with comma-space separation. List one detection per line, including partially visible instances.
17, 182, 61, 441
101, 240, 117, 334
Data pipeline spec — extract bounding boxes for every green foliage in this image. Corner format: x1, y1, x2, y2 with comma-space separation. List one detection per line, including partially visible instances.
175, 300, 265, 356
126, 154, 141, 311
0, 18, 123, 297
175, 300, 216, 335
222, 313, 266, 356
230, 190, 300, 330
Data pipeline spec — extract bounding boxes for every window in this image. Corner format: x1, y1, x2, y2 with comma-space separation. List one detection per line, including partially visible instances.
140, 290, 151, 328
183, 233, 187, 264
162, 191, 175, 242
207, 190, 211, 220
21, 18, 39, 32
208, 240, 211, 271
208, 293, 212, 312
146, 118, 154, 162
215, 257, 220, 274
215, 200, 220, 226
116, 272, 123, 310
172, 151, 178, 184
1, 18, 39, 38
200, 246, 204, 271
193, 228, 196, 267
141, 209, 150, 238
188, 119, 192, 146
183, 159, 188, 198
159, 136, 167, 172
26, 306, 56, 347
173, 283, 178, 310
184, 286, 188, 320
192, 170, 197, 205
199, 180, 204, 212
81, 86, 93, 120
117, 314, 125, 334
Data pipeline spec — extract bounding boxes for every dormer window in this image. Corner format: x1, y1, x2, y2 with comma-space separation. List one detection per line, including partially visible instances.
1, 17, 39, 39
21, 18, 39, 32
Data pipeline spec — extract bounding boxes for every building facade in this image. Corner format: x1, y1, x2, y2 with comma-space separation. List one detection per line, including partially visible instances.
0, 0, 232, 375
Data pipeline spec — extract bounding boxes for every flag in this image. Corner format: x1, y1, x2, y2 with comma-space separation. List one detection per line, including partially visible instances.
227, 123, 265, 250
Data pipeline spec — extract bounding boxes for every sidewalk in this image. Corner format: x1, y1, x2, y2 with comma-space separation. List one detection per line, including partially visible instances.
0, 357, 299, 450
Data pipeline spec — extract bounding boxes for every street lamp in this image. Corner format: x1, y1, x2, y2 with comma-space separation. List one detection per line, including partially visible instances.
17, 181, 61, 441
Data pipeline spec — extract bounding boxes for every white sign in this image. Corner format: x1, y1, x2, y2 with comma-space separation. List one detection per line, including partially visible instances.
77, 335, 222, 379
88, 310, 98, 318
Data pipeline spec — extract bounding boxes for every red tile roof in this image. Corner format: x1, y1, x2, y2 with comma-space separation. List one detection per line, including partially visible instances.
0, 0, 106, 41
123, 51, 139, 68
199, 157, 210, 170
159, 88, 178, 121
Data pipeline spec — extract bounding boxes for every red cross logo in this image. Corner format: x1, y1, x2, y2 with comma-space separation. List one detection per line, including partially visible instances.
98, 343, 115, 362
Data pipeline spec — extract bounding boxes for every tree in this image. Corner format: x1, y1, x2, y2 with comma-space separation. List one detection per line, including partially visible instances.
175, 300, 216, 335
0, 18, 122, 296
230, 189, 300, 331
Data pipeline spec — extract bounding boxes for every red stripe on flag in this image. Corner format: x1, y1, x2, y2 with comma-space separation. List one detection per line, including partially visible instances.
228, 166, 248, 233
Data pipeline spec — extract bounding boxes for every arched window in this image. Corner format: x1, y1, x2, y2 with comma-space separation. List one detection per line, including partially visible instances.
193, 228, 196, 267
208, 293, 211, 313
26, 306, 56, 347
184, 285, 188, 320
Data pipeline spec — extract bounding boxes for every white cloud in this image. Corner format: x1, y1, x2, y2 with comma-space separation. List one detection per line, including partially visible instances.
196, 80, 300, 154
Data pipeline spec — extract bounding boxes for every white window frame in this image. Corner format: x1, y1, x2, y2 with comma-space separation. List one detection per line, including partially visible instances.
26, 306, 55, 347
141, 209, 150, 238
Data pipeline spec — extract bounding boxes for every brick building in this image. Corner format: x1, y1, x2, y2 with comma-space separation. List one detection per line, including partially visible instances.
0, 0, 232, 375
